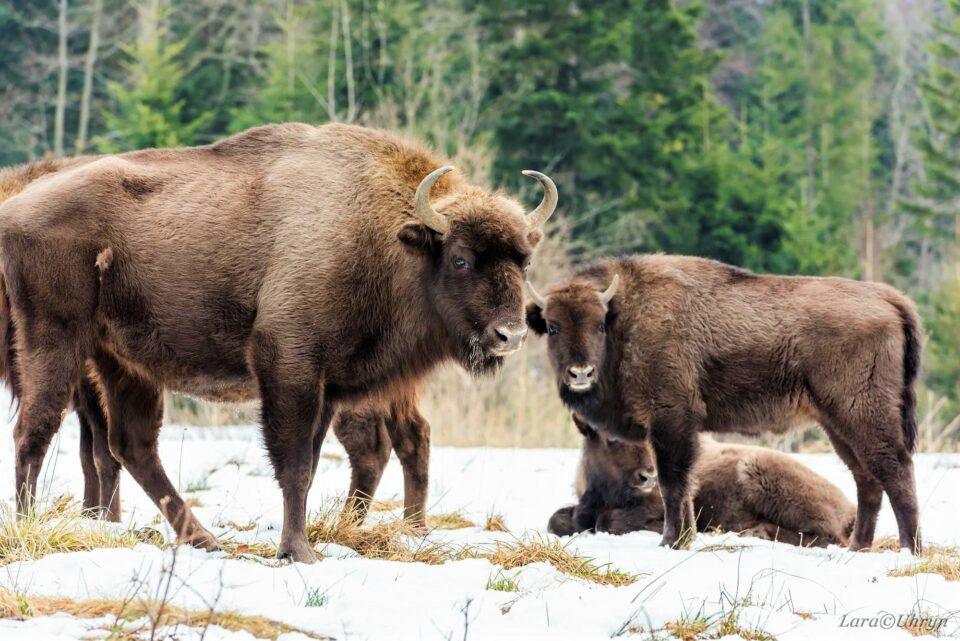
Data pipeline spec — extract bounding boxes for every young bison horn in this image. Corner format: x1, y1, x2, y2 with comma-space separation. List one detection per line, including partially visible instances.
599, 274, 620, 306
526, 281, 547, 309
413, 165, 455, 234
521, 170, 558, 229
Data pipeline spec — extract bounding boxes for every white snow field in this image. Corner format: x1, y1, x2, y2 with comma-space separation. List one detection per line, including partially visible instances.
2, 408, 959, 640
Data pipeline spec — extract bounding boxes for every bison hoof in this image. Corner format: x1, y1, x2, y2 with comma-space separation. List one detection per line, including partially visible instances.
177, 528, 222, 552
277, 538, 317, 564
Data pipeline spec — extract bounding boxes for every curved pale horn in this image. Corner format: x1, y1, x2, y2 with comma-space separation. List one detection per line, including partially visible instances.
598, 274, 620, 306
413, 165, 454, 234
521, 170, 558, 229
526, 281, 547, 310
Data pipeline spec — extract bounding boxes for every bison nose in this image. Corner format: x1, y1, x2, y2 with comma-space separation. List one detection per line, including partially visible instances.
634, 468, 658, 493
567, 364, 595, 385
492, 323, 527, 354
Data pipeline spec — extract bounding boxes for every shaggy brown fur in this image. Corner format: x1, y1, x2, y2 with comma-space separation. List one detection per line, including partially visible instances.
528, 254, 922, 552
0, 156, 123, 521
333, 391, 431, 526
549, 428, 856, 547
0, 123, 555, 563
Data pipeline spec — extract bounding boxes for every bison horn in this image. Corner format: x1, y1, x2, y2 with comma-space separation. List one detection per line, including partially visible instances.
599, 274, 620, 306
526, 281, 548, 310
413, 165, 455, 234
521, 170, 558, 229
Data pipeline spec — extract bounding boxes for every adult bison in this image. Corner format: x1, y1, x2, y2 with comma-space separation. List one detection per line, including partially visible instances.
0, 157, 122, 521
0, 123, 556, 563
526, 254, 922, 553
548, 418, 856, 548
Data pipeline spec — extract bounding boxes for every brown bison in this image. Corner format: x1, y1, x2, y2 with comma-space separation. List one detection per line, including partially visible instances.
0, 157, 122, 521
0, 123, 556, 563
549, 419, 856, 547
527, 254, 922, 552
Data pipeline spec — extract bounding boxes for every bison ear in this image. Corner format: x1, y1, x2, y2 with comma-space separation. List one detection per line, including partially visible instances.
526, 302, 547, 335
397, 222, 441, 252
526, 229, 544, 247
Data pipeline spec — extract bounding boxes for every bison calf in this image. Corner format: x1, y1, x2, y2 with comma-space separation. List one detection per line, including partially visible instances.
527, 254, 921, 552
549, 420, 855, 547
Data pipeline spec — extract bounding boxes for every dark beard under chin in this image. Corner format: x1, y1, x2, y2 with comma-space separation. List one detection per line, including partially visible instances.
559, 383, 604, 420
460, 333, 503, 377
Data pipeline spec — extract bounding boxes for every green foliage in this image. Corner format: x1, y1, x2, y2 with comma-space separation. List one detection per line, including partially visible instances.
926, 274, 960, 416
485, 570, 520, 592
96, 2, 211, 152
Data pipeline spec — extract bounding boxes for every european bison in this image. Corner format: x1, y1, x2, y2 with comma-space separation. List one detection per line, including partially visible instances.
0, 157, 122, 521
527, 254, 922, 552
549, 419, 856, 547
0, 123, 556, 563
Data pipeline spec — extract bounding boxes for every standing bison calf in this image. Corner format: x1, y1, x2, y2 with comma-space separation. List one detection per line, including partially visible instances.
549, 420, 856, 547
527, 254, 922, 552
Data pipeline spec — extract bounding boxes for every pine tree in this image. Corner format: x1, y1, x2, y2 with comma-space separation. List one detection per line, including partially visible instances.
97, 0, 210, 152
904, 0, 960, 276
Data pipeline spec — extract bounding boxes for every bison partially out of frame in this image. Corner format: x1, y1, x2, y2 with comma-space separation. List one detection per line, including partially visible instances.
527, 254, 922, 553
0, 123, 557, 563
549, 418, 856, 547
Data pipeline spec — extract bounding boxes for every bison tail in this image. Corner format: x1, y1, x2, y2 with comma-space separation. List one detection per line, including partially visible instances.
889, 295, 921, 453
0, 274, 21, 410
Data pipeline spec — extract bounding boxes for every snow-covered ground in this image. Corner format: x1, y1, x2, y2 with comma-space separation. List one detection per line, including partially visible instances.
2, 407, 959, 640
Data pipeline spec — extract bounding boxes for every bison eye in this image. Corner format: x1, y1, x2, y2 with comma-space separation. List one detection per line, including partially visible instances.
597, 321, 605, 333
547, 323, 559, 336
452, 256, 471, 270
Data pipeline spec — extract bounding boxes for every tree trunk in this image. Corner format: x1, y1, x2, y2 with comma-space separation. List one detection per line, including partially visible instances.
801, 0, 815, 217
54, 0, 69, 157
76, 0, 103, 155
341, 0, 356, 123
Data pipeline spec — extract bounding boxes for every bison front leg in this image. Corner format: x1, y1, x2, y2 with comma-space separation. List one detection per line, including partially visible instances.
253, 335, 326, 564
385, 403, 430, 527
334, 408, 392, 524
651, 414, 700, 549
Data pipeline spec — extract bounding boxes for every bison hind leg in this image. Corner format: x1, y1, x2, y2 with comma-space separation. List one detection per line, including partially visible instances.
334, 408, 392, 525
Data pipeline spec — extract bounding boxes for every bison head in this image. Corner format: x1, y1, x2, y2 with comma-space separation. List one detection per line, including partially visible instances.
525, 273, 619, 399
575, 415, 658, 497
398, 166, 557, 375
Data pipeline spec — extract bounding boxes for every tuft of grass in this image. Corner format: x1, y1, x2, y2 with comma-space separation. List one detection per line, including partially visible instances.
664, 616, 710, 641
215, 519, 258, 533
0, 589, 331, 639
485, 570, 520, 592
890, 554, 960, 581
0, 497, 143, 566
469, 534, 636, 587
368, 499, 404, 513
303, 587, 327, 607
426, 510, 476, 530
484, 512, 508, 532
885, 541, 960, 581
306, 504, 454, 565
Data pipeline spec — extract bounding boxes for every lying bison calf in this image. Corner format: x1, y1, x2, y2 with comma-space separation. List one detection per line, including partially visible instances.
549, 419, 855, 547
527, 254, 922, 552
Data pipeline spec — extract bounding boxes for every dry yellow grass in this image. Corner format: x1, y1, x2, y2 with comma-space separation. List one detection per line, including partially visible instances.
368, 499, 405, 513
426, 510, 476, 530
0, 590, 330, 640
484, 512, 508, 532
880, 538, 960, 582
890, 554, 960, 581
469, 535, 637, 587
306, 506, 454, 565
0, 497, 142, 566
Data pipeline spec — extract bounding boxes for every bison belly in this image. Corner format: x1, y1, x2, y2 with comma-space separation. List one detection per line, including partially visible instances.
96, 261, 258, 401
